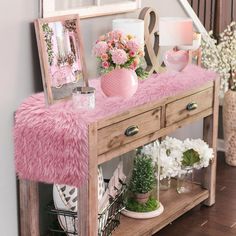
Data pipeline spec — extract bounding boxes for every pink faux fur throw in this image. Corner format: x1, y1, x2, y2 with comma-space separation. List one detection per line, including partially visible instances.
14, 65, 218, 187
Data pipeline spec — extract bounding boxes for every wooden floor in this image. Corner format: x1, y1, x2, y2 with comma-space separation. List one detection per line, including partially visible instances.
154, 152, 236, 236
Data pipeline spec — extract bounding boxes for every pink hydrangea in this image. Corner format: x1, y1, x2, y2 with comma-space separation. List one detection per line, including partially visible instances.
126, 39, 140, 53
93, 41, 108, 57
111, 49, 128, 65
107, 30, 123, 41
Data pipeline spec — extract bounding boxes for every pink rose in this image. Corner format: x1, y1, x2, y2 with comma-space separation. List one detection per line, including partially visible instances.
138, 50, 144, 57
111, 49, 128, 65
134, 57, 140, 65
93, 41, 108, 57
102, 61, 110, 69
129, 51, 136, 57
130, 61, 138, 70
101, 53, 109, 61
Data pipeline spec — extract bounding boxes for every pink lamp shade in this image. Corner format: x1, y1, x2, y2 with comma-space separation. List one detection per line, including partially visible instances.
159, 17, 193, 72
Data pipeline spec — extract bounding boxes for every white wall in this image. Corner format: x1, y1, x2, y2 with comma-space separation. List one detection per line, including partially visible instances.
0, 1, 41, 235
0, 1, 201, 235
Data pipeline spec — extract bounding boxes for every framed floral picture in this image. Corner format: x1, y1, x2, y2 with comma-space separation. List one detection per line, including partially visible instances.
35, 14, 88, 105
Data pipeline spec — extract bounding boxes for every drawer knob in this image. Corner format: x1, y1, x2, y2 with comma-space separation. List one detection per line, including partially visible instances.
125, 125, 139, 137
186, 102, 198, 111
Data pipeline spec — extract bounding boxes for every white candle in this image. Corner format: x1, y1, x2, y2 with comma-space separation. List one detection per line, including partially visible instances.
64, 30, 71, 55
112, 18, 144, 49
54, 22, 65, 57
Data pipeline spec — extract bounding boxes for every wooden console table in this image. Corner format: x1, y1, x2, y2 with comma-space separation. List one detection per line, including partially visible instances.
18, 72, 219, 236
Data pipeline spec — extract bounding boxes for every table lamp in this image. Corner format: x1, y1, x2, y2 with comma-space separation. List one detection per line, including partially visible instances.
159, 17, 193, 72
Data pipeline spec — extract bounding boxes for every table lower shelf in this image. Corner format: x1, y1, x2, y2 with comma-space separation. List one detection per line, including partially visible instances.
112, 183, 209, 236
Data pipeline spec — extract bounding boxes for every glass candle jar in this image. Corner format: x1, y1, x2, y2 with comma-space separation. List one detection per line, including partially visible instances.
72, 87, 95, 109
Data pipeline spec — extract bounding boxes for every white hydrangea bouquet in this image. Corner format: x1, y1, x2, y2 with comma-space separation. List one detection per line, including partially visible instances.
140, 137, 214, 180
182, 138, 214, 170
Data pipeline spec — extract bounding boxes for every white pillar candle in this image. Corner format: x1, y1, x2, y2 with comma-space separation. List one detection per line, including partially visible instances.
54, 22, 65, 57
64, 30, 71, 55
112, 18, 144, 48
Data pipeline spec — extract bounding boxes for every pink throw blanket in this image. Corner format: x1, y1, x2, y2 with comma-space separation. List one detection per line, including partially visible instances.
14, 65, 218, 187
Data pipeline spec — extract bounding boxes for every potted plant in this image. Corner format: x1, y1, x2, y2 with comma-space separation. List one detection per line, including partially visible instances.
128, 153, 155, 204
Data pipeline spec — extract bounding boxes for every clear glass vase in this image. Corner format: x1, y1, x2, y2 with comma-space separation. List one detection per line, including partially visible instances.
176, 167, 193, 194
160, 176, 171, 191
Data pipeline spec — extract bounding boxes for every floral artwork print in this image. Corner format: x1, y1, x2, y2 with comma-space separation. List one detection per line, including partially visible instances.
42, 23, 54, 66
42, 21, 82, 89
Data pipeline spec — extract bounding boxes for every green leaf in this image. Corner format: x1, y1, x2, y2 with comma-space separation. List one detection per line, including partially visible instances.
135, 67, 149, 80
181, 149, 200, 167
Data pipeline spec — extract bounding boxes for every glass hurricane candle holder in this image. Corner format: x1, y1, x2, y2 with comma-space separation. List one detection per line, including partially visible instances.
72, 87, 95, 109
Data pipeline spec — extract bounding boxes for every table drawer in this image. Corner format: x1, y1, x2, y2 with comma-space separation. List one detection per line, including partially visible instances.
165, 88, 213, 126
98, 108, 161, 155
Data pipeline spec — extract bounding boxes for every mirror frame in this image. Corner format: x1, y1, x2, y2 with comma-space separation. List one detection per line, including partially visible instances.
35, 14, 88, 105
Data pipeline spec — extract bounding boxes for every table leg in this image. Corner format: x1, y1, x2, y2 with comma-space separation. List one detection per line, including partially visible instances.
202, 79, 219, 206
19, 179, 40, 236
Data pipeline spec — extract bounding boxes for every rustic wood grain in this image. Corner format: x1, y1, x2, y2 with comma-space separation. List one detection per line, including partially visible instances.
98, 108, 161, 155
18, 77, 219, 235
97, 81, 214, 129
113, 181, 209, 236
98, 108, 213, 165
19, 180, 39, 236
139, 7, 162, 74
165, 88, 213, 126
79, 123, 98, 236
202, 78, 219, 206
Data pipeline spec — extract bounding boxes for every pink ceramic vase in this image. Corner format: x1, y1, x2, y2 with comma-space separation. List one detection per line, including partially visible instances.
101, 68, 138, 98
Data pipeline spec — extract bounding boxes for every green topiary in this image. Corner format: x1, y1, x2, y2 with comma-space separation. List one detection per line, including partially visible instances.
129, 153, 155, 194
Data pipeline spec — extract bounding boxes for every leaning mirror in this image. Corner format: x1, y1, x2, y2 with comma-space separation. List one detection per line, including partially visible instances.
35, 14, 88, 105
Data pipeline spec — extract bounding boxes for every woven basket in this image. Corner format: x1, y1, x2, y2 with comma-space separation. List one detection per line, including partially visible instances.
223, 90, 236, 166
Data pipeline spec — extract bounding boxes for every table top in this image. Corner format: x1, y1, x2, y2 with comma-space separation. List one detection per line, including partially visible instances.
14, 65, 218, 187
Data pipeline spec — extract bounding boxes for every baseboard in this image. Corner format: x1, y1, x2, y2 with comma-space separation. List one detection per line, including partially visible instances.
217, 138, 225, 152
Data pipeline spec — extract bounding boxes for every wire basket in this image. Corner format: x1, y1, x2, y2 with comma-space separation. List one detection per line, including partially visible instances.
47, 183, 126, 236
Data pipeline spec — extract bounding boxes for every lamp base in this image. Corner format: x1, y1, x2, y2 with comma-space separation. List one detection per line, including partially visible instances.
163, 49, 189, 72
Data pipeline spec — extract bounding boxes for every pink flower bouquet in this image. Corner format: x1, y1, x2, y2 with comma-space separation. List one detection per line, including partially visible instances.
93, 30, 148, 79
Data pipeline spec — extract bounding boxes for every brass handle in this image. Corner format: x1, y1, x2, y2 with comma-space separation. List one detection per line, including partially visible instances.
186, 102, 198, 111
125, 125, 139, 137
